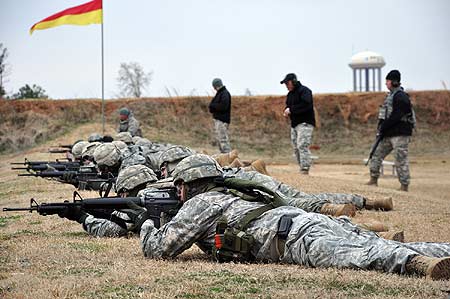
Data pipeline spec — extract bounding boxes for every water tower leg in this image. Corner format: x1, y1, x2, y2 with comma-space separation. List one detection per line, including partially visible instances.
353, 69, 356, 92
372, 68, 376, 92
378, 68, 382, 91
359, 69, 362, 92
365, 68, 369, 92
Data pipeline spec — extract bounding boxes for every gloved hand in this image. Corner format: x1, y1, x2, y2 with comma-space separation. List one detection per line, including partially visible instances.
62, 172, 77, 183
57, 205, 88, 223
123, 201, 150, 233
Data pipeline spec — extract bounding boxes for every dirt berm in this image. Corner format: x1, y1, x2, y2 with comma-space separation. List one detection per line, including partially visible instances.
1, 90, 449, 159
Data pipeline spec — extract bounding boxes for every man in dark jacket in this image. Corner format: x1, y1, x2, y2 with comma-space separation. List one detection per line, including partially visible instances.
209, 78, 232, 153
281, 73, 316, 174
367, 70, 414, 191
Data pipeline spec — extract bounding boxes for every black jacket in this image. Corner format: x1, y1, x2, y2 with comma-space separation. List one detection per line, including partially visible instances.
209, 86, 231, 124
285, 83, 315, 128
379, 90, 413, 137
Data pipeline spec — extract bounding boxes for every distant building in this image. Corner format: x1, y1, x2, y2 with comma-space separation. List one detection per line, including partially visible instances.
349, 51, 386, 92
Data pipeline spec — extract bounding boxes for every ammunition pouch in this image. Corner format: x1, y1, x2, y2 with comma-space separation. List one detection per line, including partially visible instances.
212, 227, 255, 263
275, 215, 293, 258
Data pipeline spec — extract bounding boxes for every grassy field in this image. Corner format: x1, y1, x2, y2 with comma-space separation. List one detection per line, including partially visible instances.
1, 123, 450, 298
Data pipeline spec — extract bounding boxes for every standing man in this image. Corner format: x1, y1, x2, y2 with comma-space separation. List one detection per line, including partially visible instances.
118, 107, 142, 137
281, 73, 315, 175
209, 78, 232, 153
367, 70, 414, 191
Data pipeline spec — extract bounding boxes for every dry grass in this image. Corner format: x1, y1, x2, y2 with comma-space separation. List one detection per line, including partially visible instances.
1, 128, 450, 298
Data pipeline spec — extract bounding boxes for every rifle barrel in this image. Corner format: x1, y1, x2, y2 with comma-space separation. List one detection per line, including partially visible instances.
2, 207, 34, 211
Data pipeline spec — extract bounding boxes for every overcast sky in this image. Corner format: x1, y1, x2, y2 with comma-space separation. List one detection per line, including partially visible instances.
1, 0, 449, 99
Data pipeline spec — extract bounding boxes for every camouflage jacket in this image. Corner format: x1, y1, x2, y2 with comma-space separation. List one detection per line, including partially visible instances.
140, 190, 450, 273
118, 115, 142, 137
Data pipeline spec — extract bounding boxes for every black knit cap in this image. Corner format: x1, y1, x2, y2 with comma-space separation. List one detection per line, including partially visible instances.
386, 70, 401, 82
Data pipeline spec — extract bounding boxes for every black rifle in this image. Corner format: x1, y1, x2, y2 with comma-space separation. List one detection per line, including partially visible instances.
17, 165, 98, 183
3, 189, 181, 228
12, 163, 81, 172
11, 159, 78, 167
365, 133, 383, 166
48, 148, 72, 154
78, 175, 116, 197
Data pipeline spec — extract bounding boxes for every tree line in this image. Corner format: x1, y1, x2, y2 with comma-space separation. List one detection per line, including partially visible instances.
0, 43, 153, 100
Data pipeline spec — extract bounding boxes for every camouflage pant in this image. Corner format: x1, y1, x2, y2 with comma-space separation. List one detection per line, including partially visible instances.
214, 119, 231, 153
225, 168, 365, 213
281, 214, 450, 273
290, 123, 314, 171
369, 136, 411, 185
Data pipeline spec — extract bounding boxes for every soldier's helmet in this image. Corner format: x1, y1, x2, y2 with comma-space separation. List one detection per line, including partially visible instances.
115, 165, 158, 194
172, 154, 223, 185
159, 146, 196, 169
72, 141, 89, 159
93, 143, 121, 167
112, 140, 128, 153
81, 142, 101, 161
115, 132, 133, 144
88, 133, 103, 143
135, 138, 153, 148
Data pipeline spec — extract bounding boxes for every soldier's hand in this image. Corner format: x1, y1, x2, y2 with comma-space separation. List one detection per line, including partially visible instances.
283, 107, 291, 117
124, 201, 150, 233
62, 172, 76, 183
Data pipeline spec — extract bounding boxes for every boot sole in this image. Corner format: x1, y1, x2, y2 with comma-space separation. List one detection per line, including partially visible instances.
383, 197, 394, 211
428, 257, 450, 280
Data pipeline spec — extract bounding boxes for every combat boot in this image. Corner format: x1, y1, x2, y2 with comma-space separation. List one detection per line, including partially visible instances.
355, 220, 389, 232
366, 177, 378, 186
320, 203, 356, 217
244, 160, 270, 176
229, 149, 239, 162
405, 255, 450, 280
300, 169, 309, 175
378, 231, 405, 242
214, 153, 231, 166
400, 184, 409, 192
364, 198, 393, 211
229, 158, 244, 168
214, 150, 239, 167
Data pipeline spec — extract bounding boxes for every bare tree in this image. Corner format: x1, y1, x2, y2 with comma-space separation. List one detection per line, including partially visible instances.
244, 88, 253, 96
117, 62, 153, 98
0, 43, 11, 98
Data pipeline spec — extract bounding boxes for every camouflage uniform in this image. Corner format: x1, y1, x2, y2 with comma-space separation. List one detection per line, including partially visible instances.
82, 166, 158, 238
140, 191, 450, 274
370, 87, 413, 186
223, 168, 365, 212
118, 114, 142, 137
214, 119, 231, 153
290, 123, 314, 171
370, 136, 411, 185
83, 212, 130, 237
119, 145, 151, 171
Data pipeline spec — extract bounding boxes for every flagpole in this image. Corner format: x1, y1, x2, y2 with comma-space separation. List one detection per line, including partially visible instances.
101, 2, 105, 134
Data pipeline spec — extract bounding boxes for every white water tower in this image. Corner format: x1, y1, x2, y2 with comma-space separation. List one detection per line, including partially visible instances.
349, 51, 386, 92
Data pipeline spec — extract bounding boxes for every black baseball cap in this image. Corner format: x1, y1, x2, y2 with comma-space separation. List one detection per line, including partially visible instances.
280, 73, 297, 84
